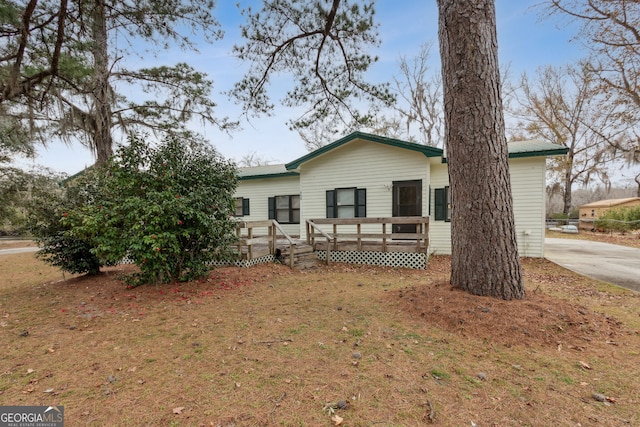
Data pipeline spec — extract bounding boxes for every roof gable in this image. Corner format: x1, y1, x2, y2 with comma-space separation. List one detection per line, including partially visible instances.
285, 131, 443, 170
237, 134, 569, 178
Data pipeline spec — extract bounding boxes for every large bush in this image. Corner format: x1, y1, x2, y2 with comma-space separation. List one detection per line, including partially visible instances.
76, 132, 239, 285
32, 132, 239, 285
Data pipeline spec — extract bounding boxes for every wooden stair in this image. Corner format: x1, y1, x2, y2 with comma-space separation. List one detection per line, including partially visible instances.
280, 243, 322, 269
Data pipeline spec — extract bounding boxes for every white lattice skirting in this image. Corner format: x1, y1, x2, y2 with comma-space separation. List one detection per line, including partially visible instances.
119, 254, 278, 268
209, 254, 277, 268
316, 250, 427, 269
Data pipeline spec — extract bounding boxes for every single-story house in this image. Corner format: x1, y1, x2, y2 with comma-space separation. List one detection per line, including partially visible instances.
578, 197, 640, 230
234, 131, 568, 259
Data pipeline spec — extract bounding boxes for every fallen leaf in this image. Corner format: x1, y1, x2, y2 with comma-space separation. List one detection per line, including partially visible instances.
172, 407, 184, 415
331, 414, 343, 425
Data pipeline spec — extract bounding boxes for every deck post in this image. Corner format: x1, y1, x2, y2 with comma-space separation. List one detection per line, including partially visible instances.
332, 224, 337, 251
382, 223, 387, 252
289, 242, 295, 268
236, 223, 243, 259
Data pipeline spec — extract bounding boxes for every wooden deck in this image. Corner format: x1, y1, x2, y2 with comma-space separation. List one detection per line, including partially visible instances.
235, 217, 429, 269
306, 217, 429, 262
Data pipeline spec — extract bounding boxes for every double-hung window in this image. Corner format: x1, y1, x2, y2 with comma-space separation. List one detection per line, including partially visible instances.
434, 186, 451, 221
326, 188, 366, 218
235, 197, 250, 216
268, 195, 300, 224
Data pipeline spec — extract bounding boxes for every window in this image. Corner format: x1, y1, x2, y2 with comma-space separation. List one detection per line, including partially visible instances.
235, 197, 250, 216
268, 195, 300, 224
434, 186, 451, 221
326, 188, 366, 218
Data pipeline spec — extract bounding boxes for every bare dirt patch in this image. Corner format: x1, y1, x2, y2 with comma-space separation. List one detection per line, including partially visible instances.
392, 257, 632, 349
1, 254, 639, 426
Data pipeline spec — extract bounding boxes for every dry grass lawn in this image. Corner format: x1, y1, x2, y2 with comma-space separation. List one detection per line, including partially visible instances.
1, 249, 639, 426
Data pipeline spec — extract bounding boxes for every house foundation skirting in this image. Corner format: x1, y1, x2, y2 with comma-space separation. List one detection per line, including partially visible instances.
316, 250, 427, 269
119, 254, 278, 268
209, 254, 278, 268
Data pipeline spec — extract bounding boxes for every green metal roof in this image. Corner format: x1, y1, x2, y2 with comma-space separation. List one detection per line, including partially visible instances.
285, 131, 443, 170
441, 139, 568, 162
237, 136, 568, 177
506, 139, 568, 158
238, 164, 299, 180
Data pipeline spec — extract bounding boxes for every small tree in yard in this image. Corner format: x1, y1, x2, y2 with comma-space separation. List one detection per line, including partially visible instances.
77, 132, 239, 286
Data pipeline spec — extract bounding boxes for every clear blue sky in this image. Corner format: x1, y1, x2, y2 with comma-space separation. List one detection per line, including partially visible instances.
15, 0, 585, 175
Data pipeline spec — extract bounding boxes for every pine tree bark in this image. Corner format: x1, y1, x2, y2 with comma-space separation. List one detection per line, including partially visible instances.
91, 0, 113, 164
437, 0, 524, 299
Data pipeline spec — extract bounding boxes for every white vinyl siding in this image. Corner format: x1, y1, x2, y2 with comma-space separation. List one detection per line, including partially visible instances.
234, 175, 300, 236
298, 139, 430, 237
428, 157, 547, 257
428, 162, 451, 255
510, 157, 547, 257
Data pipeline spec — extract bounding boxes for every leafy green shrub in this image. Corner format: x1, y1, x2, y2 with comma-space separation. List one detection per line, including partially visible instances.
595, 206, 640, 233
74, 132, 239, 285
27, 170, 104, 275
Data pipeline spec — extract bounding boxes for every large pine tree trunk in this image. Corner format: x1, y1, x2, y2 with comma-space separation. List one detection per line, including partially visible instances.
91, 0, 113, 164
437, 0, 524, 300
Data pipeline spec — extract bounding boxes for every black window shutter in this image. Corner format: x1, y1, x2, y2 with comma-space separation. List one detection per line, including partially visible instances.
242, 198, 250, 216
326, 190, 335, 218
434, 188, 445, 221
356, 188, 366, 217
268, 197, 275, 220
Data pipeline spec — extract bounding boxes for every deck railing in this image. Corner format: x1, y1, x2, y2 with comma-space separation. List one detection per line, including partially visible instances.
305, 217, 429, 264
305, 219, 334, 265
234, 220, 296, 268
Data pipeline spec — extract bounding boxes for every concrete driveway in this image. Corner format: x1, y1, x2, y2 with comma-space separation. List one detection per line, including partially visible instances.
545, 237, 640, 292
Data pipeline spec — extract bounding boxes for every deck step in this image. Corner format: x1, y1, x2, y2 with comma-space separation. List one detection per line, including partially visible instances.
279, 243, 321, 269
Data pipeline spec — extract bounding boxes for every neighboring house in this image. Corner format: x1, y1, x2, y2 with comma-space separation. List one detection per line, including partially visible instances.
578, 197, 640, 230
235, 131, 567, 258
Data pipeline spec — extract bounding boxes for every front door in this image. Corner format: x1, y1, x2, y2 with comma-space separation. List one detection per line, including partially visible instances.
392, 180, 422, 234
